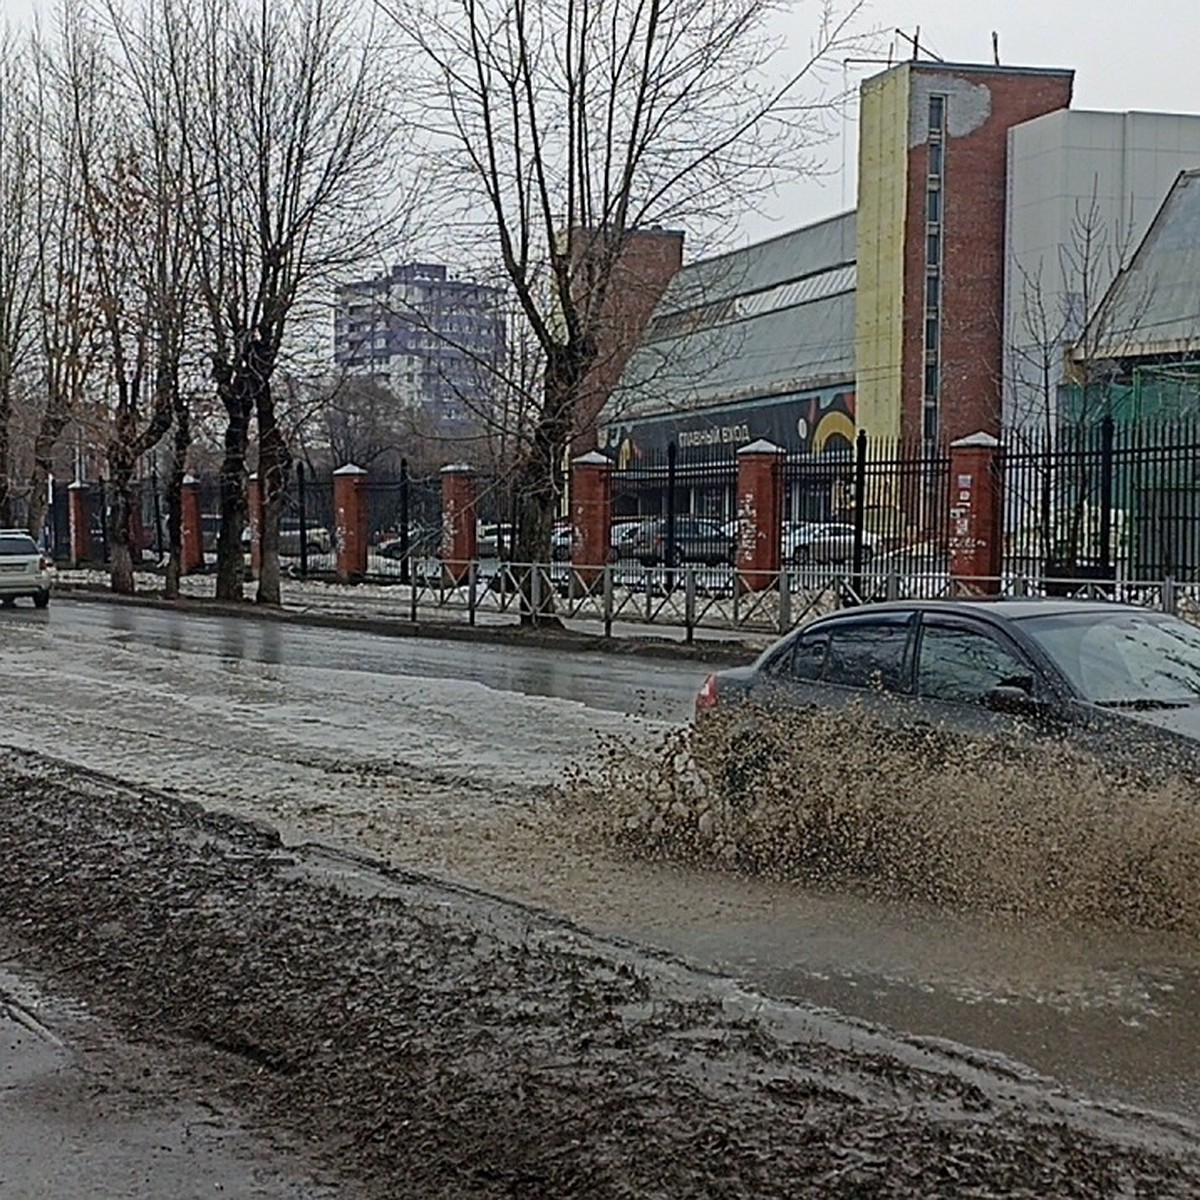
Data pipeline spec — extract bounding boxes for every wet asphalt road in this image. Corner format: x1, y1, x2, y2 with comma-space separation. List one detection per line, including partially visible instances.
44, 599, 709, 721
3, 597, 1200, 1124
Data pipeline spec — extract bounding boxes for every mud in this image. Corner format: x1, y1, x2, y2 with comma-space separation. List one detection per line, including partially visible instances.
2, 749, 1200, 1197
0, 963, 353, 1198
565, 705, 1200, 934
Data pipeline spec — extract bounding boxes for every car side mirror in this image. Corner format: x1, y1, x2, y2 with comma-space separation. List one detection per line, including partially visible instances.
983, 682, 1044, 716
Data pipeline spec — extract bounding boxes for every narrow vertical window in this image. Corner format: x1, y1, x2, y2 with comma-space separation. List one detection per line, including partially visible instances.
928, 94, 945, 135
922, 93, 947, 445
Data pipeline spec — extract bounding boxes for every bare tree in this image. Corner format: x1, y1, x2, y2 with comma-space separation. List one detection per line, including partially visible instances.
395, 0, 865, 620
0, 33, 40, 527
26, 8, 104, 543
1006, 186, 1151, 573
60, 13, 181, 593
90, 1, 198, 597
165, 0, 413, 604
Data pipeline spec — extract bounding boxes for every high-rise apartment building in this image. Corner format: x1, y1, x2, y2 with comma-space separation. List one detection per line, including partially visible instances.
333, 263, 507, 427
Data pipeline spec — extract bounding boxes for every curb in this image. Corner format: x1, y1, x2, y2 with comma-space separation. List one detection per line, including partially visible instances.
54, 584, 763, 667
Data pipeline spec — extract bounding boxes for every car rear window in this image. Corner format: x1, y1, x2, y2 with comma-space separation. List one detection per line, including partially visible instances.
824, 620, 913, 692
0, 535, 38, 555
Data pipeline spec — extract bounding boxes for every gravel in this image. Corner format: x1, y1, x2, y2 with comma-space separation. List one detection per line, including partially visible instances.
3, 747, 1200, 1199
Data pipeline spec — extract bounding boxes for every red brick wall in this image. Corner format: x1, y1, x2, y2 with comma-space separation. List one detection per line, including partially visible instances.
902, 70, 1074, 445
571, 228, 684, 453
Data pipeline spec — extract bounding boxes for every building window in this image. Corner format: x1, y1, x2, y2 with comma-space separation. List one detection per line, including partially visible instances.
924, 363, 939, 399
928, 94, 945, 135
926, 184, 941, 224
921, 95, 947, 445
923, 402, 939, 443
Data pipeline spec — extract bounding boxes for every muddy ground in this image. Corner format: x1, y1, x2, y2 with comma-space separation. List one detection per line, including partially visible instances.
2, 749, 1200, 1197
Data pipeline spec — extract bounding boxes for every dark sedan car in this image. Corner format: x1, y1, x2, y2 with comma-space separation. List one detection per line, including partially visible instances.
628, 516, 736, 568
696, 599, 1200, 770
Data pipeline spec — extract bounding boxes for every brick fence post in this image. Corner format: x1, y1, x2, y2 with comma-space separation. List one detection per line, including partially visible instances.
181, 475, 204, 574
333, 464, 368, 581
570, 451, 613, 584
246, 473, 263, 578
68, 480, 91, 567
948, 432, 1003, 596
440, 463, 477, 586
736, 439, 784, 593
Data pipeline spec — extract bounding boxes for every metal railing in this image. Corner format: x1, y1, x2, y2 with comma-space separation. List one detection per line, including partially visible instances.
375, 554, 1200, 640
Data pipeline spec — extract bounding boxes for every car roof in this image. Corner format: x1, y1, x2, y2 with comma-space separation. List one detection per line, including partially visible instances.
816, 597, 1148, 624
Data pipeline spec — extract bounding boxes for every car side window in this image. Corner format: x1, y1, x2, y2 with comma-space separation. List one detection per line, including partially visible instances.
823, 620, 912, 692
790, 631, 829, 681
917, 623, 1036, 705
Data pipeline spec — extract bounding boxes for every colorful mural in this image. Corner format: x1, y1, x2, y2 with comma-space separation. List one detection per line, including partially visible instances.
604, 387, 856, 465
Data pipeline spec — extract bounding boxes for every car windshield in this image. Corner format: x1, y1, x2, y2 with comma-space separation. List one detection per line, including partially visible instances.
0, 535, 37, 555
1020, 610, 1200, 706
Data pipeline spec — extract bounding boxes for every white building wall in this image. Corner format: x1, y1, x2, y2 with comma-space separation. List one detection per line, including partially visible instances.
1004, 110, 1200, 428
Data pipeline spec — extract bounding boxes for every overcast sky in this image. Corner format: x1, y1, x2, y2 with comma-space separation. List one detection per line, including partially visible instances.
7, 0, 1199, 249
744, 0, 1200, 243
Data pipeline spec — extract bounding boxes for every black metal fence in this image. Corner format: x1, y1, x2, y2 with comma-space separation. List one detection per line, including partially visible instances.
608, 434, 949, 587
47, 418, 1200, 593
1002, 416, 1200, 584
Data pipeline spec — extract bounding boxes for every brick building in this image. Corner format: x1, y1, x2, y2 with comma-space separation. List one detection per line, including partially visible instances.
855, 61, 1074, 448
570, 227, 684, 453
595, 56, 1200, 464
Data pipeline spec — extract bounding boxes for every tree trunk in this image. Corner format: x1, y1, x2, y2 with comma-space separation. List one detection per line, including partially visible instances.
163, 399, 190, 600
27, 398, 72, 541
215, 387, 253, 602
255, 383, 290, 607
0, 370, 11, 528
107, 464, 136, 595
512, 341, 587, 626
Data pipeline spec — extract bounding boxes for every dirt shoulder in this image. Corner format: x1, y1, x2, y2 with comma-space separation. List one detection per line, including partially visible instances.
2, 748, 1199, 1199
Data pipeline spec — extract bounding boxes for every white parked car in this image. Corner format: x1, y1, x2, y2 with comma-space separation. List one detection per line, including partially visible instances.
0, 530, 52, 608
241, 522, 333, 556
784, 521, 880, 565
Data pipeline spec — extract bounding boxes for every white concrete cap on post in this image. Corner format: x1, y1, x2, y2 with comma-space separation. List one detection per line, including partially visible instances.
182, 474, 198, 486
573, 450, 612, 467
333, 463, 368, 476
439, 462, 474, 474
950, 432, 1000, 449
68, 480, 88, 490
737, 439, 784, 456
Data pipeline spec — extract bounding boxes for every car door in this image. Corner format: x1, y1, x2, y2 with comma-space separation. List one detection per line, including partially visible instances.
911, 614, 1059, 737
751, 612, 918, 720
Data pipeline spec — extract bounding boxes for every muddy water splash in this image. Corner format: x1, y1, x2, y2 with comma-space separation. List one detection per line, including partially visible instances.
561, 706, 1200, 934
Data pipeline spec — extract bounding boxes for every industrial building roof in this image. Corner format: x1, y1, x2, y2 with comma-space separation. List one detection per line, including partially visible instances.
1078, 169, 1200, 361
601, 211, 856, 427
